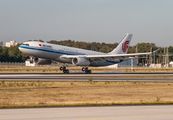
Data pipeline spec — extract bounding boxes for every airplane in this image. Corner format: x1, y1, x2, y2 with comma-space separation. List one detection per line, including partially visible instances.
19, 33, 158, 74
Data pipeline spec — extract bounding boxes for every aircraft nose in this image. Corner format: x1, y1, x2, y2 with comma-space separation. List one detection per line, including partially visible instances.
18, 45, 23, 52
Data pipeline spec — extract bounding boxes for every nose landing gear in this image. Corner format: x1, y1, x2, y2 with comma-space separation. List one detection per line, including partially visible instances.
82, 67, 91, 74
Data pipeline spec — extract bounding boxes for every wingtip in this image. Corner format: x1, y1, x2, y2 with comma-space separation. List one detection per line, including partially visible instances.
126, 33, 133, 36
153, 48, 160, 53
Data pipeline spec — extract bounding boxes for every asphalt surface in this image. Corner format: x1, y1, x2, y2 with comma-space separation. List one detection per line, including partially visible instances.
1, 105, 173, 120
0, 73, 173, 82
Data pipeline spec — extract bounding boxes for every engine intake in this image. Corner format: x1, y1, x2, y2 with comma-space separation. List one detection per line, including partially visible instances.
33, 58, 51, 65
72, 57, 90, 66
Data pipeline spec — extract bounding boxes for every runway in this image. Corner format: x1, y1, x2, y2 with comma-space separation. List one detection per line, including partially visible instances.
1, 105, 173, 120
1, 73, 173, 120
0, 73, 173, 82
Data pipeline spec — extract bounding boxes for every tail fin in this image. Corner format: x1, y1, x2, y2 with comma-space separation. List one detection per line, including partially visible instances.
109, 33, 133, 54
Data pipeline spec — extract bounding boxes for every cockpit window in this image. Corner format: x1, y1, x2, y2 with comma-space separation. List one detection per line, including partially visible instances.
22, 44, 29, 46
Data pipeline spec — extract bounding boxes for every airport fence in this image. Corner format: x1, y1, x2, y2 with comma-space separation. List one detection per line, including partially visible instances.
0, 62, 25, 66
0, 62, 74, 67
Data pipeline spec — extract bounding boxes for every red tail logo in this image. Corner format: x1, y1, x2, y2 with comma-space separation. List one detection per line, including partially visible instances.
122, 41, 129, 53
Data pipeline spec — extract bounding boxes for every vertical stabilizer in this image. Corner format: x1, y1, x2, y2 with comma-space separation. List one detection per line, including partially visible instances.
109, 33, 133, 54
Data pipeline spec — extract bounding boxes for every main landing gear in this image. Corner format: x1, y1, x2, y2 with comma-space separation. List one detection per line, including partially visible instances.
82, 67, 92, 74
60, 66, 69, 74
60, 66, 91, 74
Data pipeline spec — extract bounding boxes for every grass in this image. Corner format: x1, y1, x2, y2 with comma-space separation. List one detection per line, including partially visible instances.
0, 65, 173, 73
121, 67, 173, 73
0, 81, 173, 108
0, 66, 109, 73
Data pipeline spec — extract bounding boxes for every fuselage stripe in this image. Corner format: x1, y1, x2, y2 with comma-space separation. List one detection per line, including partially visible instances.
19, 46, 85, 55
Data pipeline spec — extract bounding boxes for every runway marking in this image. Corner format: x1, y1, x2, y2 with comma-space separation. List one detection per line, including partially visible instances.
0, 113, 173, 120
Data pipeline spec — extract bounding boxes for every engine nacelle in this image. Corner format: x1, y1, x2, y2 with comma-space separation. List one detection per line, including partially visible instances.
72, 57, 90, 66
33, 58, 51, 65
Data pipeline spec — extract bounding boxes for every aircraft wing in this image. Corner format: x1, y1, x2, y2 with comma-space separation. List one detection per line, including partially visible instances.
61, 52, 152, 62
61, 49, 159, 62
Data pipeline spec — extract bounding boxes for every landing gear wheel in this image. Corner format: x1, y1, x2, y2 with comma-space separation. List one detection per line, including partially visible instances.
85, 70, 91, 74
83, 67, 91, 74
66, 69, 69, 74
85, 70, 88, 74
60, 66, 69, 74
82, 67, 85, 71
60, 67, 63, 71
63, 69, 69, 74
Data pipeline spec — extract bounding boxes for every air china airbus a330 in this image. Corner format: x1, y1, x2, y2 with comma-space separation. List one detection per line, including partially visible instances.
19, 33, 157, 74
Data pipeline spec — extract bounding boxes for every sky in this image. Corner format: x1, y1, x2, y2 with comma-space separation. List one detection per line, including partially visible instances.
0, 0, 173, 47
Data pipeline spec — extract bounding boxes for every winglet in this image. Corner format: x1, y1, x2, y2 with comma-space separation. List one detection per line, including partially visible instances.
153, 49, 160, 54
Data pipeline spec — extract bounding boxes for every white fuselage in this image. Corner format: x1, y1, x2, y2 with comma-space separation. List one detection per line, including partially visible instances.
19, 41, 121, 66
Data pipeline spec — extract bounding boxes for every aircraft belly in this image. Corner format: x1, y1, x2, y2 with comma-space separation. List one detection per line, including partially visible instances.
54, 57, 72, 64
36, 51, 58, 59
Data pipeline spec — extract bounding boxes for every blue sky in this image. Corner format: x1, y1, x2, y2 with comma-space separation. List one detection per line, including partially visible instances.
0, 0, 173, 47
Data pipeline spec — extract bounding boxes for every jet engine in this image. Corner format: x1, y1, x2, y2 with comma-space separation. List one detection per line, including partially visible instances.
72, 57, 90, 66
33, 58, 51, 65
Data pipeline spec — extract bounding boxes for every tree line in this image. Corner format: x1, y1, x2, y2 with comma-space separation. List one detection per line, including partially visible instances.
0, 39, 173, 64
0, 44, 29, 62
